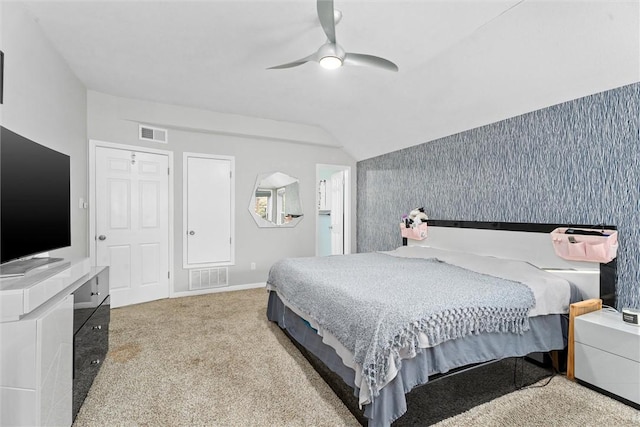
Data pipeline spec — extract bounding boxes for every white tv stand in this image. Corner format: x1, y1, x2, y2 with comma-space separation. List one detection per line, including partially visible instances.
0, 257, 64, 278
0, 258, 110, 426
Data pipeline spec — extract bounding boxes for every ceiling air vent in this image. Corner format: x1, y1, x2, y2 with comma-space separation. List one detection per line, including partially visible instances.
139, 125, 168, 144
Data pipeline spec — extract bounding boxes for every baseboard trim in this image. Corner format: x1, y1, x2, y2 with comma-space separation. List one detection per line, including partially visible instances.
171, 282, 266, 298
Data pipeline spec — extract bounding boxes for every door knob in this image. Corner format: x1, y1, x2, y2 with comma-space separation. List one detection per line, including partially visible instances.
98, 235, 107, 241
189, 230, 195, 236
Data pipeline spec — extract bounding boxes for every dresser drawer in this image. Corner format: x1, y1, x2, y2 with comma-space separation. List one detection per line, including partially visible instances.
73, 296, 110, 374
73, 268, 109, 334
73, 295, 110, 418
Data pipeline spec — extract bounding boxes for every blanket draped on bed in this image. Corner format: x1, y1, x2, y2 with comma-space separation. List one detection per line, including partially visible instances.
267, 253, 536, 398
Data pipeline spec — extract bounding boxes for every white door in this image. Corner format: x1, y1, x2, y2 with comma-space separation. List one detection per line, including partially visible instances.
184, 154, 234, 267
95, 147, 170, 308
330, 171, 345, 255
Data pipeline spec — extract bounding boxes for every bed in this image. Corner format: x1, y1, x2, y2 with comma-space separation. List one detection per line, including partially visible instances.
266, 221, 614, 426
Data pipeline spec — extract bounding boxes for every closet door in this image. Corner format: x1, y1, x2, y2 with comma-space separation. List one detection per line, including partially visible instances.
183, 153, 235, 267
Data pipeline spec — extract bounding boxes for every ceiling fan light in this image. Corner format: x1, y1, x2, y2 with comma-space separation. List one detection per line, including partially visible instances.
319, 56, 342, 70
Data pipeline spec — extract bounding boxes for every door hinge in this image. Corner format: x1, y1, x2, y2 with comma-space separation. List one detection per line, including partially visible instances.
168, 271, 170, 279
230, 237, 232, 245
168, 167, 170, 175
230, 171, 232, 179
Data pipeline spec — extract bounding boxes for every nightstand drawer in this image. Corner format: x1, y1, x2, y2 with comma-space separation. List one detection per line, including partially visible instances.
575, 342, 640, 404
574, 311, 640, 363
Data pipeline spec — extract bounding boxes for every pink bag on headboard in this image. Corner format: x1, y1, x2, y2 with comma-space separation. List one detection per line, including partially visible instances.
550, 227, 618, 263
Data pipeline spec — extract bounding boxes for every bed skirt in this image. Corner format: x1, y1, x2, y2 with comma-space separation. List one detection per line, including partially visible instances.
267, 291, 568, 427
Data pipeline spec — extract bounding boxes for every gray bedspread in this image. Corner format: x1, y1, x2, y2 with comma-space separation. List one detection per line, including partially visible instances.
266, 253, 536, 398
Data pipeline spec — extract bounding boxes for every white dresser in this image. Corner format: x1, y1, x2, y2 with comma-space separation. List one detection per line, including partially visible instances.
574, 309, 640, 406
0, 258, 109, 426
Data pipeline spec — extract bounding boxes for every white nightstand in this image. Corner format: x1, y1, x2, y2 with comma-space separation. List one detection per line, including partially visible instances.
574, 309, 640, 407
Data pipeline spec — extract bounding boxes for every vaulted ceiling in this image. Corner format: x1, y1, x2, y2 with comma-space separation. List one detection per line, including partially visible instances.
19, 1, 640, 161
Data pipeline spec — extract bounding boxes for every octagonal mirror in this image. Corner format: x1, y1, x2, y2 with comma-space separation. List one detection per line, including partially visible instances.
249, 172, 303, 228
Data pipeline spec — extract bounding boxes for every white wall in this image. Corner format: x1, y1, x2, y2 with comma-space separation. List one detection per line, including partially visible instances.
0, 2, 88, 261
86, 91, 356, 292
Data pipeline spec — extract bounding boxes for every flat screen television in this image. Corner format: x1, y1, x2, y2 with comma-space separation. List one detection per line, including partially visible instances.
1, 126, 71, 264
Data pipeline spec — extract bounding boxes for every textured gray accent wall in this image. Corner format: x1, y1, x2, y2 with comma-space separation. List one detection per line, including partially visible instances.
357, 82, 640, 309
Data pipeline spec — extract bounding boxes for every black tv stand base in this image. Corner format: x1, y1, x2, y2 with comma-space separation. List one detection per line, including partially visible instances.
0, 257, 64, 278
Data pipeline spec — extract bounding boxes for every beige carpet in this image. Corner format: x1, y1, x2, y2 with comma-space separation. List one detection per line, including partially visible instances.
435, 376, 639, 426
74, 288, 639, 426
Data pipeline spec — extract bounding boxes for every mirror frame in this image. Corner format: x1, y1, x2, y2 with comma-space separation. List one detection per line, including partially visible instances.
248, 172, 303, 228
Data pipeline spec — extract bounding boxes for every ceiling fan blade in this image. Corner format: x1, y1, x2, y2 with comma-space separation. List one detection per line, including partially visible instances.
344, 53, 398, 72
317, 0, 336, 43
267, 54, 317, 70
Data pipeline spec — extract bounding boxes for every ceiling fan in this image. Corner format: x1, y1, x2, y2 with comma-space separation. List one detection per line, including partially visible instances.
268, 0, 398, 72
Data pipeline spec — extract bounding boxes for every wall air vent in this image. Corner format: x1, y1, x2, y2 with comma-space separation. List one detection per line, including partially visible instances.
139, 125, 168, 144
189, 267, 228, 290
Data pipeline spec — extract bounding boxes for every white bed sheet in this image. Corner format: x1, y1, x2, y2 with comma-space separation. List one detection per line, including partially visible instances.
383, 245, 572, 317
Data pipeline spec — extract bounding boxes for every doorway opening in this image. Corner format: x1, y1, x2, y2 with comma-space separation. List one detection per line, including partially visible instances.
316, 164, 351, 256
